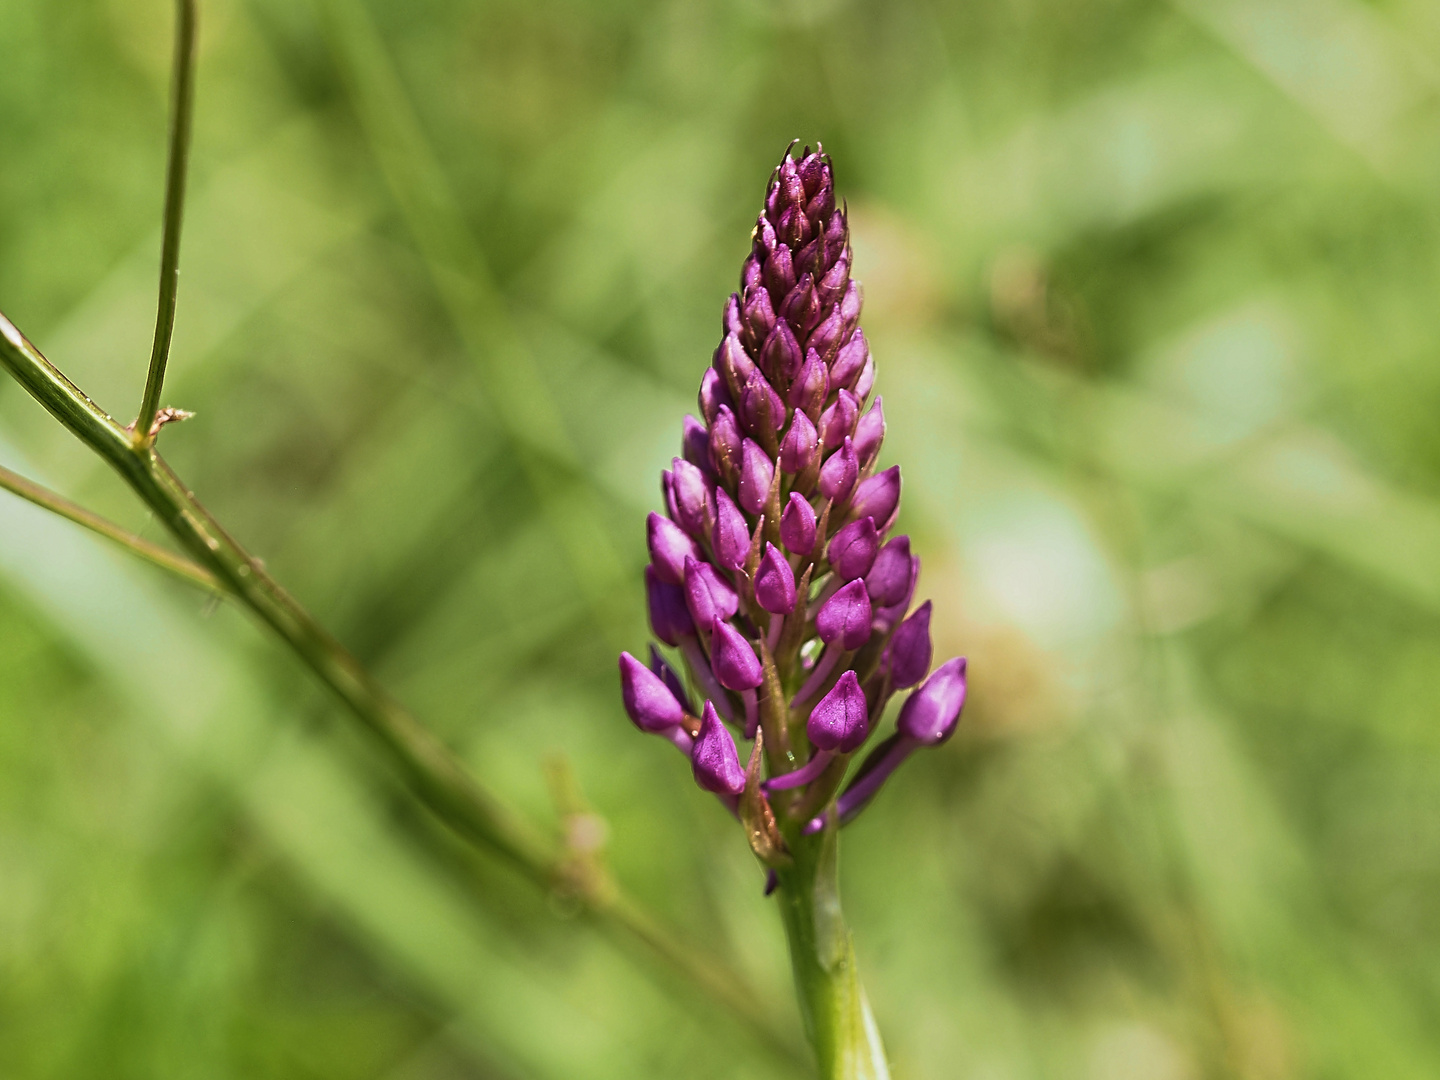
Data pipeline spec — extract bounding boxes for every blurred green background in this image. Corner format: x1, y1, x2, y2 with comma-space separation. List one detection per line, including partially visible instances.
3, 0, 1440, 1076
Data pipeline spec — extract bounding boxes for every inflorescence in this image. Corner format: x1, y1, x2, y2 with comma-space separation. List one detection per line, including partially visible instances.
618, 144, 967, 879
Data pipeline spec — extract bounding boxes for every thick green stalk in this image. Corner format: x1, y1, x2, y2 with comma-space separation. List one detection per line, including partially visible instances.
775, 822, 891, 1079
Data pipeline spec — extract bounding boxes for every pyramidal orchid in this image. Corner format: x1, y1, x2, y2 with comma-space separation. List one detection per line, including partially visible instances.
616, 144, 967, 1078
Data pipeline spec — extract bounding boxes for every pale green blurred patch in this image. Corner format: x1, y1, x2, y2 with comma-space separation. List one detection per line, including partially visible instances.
3, 0, 1440, 1077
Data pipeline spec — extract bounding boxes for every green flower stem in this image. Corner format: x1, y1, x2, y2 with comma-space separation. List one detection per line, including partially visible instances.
0, 462, 220, 593
775, 822, 891, 1080
135, 0, 198, 446
0, 310, 804, 1070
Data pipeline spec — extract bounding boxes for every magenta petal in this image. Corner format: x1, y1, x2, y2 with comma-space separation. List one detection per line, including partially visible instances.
808, 670, 869, 753
815, 579, 873, 651
828, 517, 879, 582
755, 543, 797, 615
692, 701, 746, 795
710, 617, 763, 691
887, 601, 933, 690
897, 657, 967, 745
619, 651, 686, 733
780, 492, 817, 557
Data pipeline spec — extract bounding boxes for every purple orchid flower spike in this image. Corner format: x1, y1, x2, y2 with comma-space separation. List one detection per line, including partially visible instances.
617, 147, 969, 1028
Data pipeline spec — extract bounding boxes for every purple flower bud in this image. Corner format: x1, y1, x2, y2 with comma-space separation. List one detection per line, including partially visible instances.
670, 458, 716, 540
781, 274, 821, 336
840, 280, 863, 330
816, 252, 850, 308
709, 405, 742, 482
739, 373, 785, 443
619, 651, 686, 732
739, 439, 775, 515
777, 204, 808, 249
865, 536, 914, 609
741, 250, 764, 290
850, 465, 901, 531
788, 348, 830, 419
710, 617, 763, 691
648, 644, 693, 714
647, 512, 701, 585
888, 601, 933, 690
684, 556, 739, 628
755, 543, 797, 615
741, 285, 776, 350
692, 701, 746, 795
828, 517, 879, 581
646, 565, 694, 645
873, 554, 919, 634
806, 309, 845, 363
818, 437, 859, 504
797, 149, 829, 197
854, 352, 876, 400
712, 488, 750, 572
830, 328, 869, 391
682, 415, 712, 476
723, 293, 744, 339
780, 492, 817, 556
816, 578, 873, 651
764, 244, 796, 302
897, 657, 967, 745
760, 321, 802, 384
779, 409, 819, 474
699, 369, 732, 426
808, 670, 869, 753
715, 333, 758, 401
853, 396, 884, 468
820, 390, 860, 451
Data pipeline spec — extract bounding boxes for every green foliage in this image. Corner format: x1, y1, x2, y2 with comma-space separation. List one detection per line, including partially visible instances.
3, 0, 1440, 1076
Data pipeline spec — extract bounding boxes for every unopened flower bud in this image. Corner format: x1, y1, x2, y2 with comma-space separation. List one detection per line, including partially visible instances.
781, 274, 821, 336
788, 348, 830, 419
647, 512, 701, 585
709, 405, 742, 483
806, 309, 845, 363
780, 492, 817, 556
692, 701, 746, 795
853, 396, 885, 468
739, 373, 785, 443
830, 328, 869, 391
646, 565, 694, 645
760, 321, 802, 384
850, 465, 901, 531
712, 488, 750, 572
739, 439, 775, 515
763, 243, 796, 301
818, 437, 859, 503
897, 657, 967, 745
620, 651, 686, 732
865, 536, 913, 609
670, 458, 716, 540
715, 333, 758, 401
779, 409, 819, 474
699, 369, 732, 426
888, 601, 933, 689
723, 293, 743, 339
741, 285, 776, 350
808, 670, 869, 753
816, 578, 872, 651
828, 517, 879, 581
684, 556, 739, 628
682, 415, 712, 476
710, 617, 763, 691
755, 543, 797, 615
854, 352, 876, 400
820, 390, 860, 451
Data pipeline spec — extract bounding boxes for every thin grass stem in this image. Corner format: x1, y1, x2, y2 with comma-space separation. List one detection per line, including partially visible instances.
134, 0, 198, 446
